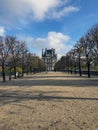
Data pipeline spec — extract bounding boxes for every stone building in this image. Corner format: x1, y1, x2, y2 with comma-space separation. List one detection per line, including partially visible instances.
42, 48, 57, 71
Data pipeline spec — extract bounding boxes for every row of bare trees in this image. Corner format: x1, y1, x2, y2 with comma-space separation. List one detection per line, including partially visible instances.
54, 24, 98, 77
0, 36, 46, 82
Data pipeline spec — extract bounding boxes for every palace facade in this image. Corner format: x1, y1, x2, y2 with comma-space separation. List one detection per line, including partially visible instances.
42, 48, 57, 71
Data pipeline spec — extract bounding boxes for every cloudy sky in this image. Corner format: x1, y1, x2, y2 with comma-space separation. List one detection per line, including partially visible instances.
0, 0, 98, 59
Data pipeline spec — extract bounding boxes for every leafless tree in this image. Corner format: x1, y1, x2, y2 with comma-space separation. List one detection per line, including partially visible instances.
82, 35, 95, 77
18, 41, 28, 77
0, 36, 11, 82
88, 24, 98, 60
6, 36, 27, 79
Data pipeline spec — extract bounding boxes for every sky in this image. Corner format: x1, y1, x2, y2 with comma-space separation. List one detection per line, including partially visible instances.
0, 0, 98, 59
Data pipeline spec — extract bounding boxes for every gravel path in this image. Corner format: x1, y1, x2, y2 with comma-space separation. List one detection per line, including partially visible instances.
0, 72, 98, 130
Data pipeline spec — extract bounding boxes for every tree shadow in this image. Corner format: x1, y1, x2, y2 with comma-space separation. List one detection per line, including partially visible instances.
0, 78, 98, 87
0, 89, 98, 108
0, 73, 98, 107
23, 75, 68, 79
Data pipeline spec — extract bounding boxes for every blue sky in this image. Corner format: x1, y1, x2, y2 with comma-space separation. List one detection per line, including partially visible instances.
0, 0, 98, 59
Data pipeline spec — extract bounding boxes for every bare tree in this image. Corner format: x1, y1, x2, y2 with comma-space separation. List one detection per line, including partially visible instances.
83, 35, 95, 77
18, 41, 28, 77
6, 36, 26, 79
0, 36, 11, 82
75, 39, 84, 76
24, 52, 33, 74
64, 53, 70, 73
88, 24, 98, 60
67, 50, 76, 74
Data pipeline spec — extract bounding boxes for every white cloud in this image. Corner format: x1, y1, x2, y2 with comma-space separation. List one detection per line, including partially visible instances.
17, 31, 72, 59
47, 32, 70, 51
49, 6, 79, 19
0, 26, 5, 36
0, 0, 79, 25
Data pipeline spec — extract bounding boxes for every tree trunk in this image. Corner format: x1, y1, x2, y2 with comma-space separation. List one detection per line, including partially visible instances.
22, 68, 24, 77
74, 62, 76, 74
30, 66, 32, 74
14, 66, 16, 79
87, 61, 90, 78
22, 63, 24, 77
26, 67, 29, 75
68, 62, 70, 73
2, 63, 6, 82
79, 55, 82, 76
71, 67, 73, 74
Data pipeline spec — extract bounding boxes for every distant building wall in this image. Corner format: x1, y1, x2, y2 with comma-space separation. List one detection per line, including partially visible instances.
42, 48, 57, 71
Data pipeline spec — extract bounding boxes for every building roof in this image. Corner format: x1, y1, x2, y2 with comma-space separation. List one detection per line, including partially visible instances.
42, 49, 57, 58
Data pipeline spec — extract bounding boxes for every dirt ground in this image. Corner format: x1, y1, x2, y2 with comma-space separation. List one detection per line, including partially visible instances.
0, 72, 98, 130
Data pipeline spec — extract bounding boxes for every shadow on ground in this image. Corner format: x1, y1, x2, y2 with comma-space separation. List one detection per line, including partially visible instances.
0, 78, 98, 87
0, 73, 98, 107
0, 88, 98, 107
